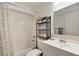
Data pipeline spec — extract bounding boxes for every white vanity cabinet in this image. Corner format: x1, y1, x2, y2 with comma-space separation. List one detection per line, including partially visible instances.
37, 39, 76, 56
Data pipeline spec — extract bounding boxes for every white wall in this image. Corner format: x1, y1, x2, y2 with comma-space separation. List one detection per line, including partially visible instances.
36, 3, 54, 36
36, 3, 53, 17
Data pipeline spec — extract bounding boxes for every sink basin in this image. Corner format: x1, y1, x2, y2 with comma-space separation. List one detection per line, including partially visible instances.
56, 42, 70, 48
46, 39, 70, 48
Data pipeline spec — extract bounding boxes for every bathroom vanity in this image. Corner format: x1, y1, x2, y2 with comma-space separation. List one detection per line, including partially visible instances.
37, 38, 79, 56
36, 2, 79, 56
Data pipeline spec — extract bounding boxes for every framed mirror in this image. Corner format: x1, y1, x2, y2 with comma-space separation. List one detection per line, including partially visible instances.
54, 2, 79, 36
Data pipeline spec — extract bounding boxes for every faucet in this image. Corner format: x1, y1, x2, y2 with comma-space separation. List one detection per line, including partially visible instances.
59, 39, 66, 43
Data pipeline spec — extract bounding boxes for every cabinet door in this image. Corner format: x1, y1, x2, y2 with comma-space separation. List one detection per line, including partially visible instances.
37, 40, 76, 56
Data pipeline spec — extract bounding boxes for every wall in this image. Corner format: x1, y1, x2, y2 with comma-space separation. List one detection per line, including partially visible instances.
37, 5, 53, 17
36, 3, 54, 36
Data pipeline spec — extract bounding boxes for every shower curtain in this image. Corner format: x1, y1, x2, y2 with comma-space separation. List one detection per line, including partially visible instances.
0, 2, 13, 56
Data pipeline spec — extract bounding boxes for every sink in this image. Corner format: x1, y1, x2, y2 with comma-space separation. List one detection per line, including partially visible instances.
46, 39, 70, 48
56, 42, 70, 47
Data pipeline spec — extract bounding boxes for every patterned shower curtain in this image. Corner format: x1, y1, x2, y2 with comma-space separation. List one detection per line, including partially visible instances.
0, 2, 13, 56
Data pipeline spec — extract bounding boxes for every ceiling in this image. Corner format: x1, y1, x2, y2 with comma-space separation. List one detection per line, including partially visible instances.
54, 2, 77, 12
12, 2, 53, 9
54, 2, 63, 6
10, 2, 77, 12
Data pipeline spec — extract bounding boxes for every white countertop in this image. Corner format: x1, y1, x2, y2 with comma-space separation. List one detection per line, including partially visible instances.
38, 39, 79, 55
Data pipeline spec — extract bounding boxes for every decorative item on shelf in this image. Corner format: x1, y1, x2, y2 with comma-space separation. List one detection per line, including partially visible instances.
36, 16, 51, 40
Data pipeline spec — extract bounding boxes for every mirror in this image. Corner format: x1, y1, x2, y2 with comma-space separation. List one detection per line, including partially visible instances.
54, 2, 79, 36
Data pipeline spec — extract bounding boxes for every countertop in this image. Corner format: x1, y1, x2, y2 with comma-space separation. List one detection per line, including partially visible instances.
38, 39, 79, 55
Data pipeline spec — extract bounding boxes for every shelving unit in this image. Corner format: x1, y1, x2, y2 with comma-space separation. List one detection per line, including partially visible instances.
36, 16, 51, 40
